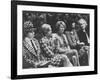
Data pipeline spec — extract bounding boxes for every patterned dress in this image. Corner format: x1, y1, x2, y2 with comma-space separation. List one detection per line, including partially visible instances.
40, 34, 73, 67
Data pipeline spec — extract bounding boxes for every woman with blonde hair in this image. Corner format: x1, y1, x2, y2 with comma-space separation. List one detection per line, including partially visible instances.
55, 21, 80, 66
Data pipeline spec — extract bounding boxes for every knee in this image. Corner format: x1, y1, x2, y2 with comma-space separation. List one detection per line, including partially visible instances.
72, 49, 78, 55
61, 54, 69, 61
72, 56, 78, 66
72, 55, 77, 60
79, 46, 89, 57
73, 49, 78, 53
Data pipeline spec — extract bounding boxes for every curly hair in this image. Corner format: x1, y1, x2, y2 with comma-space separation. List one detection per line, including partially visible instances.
56, 21, 66, 31
41, 24, 52, 35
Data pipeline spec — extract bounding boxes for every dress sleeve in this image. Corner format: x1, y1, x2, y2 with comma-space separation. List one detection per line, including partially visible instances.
63, 34, 70, 49
74, 31, 80, 43
65, 32, 73, 46
40, 38, 54, 57
54, 35, 70, 53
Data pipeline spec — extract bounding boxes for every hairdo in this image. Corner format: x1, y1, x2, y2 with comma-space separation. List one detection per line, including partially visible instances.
78, 18, 87, 25
24, 21, 36, 36
41, 24, 51, 34
56, 21, 66, 30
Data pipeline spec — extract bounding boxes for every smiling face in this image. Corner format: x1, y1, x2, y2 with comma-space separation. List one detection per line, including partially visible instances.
56, 21, 66, 35
78, 19, 87, 30
58, 24, 65, 34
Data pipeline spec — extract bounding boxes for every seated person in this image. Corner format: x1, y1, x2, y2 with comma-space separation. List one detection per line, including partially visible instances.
65, 22, 84, 50
65, 21, 89, 66
23, 21, 49, 68
54, 21, 80, 66
77, 18, 90, 66
40, 24, 73, 67
77, 18, 90, 46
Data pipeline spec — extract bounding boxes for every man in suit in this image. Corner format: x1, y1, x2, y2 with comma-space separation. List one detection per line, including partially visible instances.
65, 20, 89, 66
77, 18, 90, 66
77, 18, 90, 46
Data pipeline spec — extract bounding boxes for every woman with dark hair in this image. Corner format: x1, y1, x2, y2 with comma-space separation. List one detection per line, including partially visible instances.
55, 21, 80, 66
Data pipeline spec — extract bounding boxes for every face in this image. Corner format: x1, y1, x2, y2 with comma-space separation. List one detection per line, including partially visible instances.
27, 31, 35, 39
46, 28, 52, 37
79, 20, 87, 30
58, 24, 65, 34
72, 22, 75, 29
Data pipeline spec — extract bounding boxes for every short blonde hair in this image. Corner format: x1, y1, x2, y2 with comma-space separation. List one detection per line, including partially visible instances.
41, 24, 52, 34
56, 21, 66, 30
78, 18, 87, 26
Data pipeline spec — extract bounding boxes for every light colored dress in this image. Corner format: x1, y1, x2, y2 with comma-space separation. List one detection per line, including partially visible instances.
54, 33, 80, 66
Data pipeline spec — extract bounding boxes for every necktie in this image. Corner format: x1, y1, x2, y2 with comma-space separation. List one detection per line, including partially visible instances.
30, 40, 37, 54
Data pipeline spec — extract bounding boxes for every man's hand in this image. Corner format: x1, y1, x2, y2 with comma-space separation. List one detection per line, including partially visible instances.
78, 42, 85, 46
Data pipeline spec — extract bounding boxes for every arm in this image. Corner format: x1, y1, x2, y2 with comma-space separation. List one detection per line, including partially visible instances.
54, 37, 70, 53
65, 32, 75, 46
63, 34, 71, 50
75, 31, 85, 46
40, 38, 54, 57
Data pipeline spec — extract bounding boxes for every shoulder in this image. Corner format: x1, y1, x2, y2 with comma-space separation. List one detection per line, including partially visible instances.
52, 33, 58, 39
23, 37, 30, 46
52, 33, 59, 39
33, 38, 39, 44
24, 37, 30, 43
62, 34, 68, 41
65, 31, 70, 37
33, 38, 38, 42
63, 34, 66, 38
65, 31, 70, 34
77, 30, 83, 35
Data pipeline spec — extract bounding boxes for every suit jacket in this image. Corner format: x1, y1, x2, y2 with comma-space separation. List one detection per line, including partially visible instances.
77, 30, 89, 45
65, 30, 79, 48
23, 37, 40, 68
